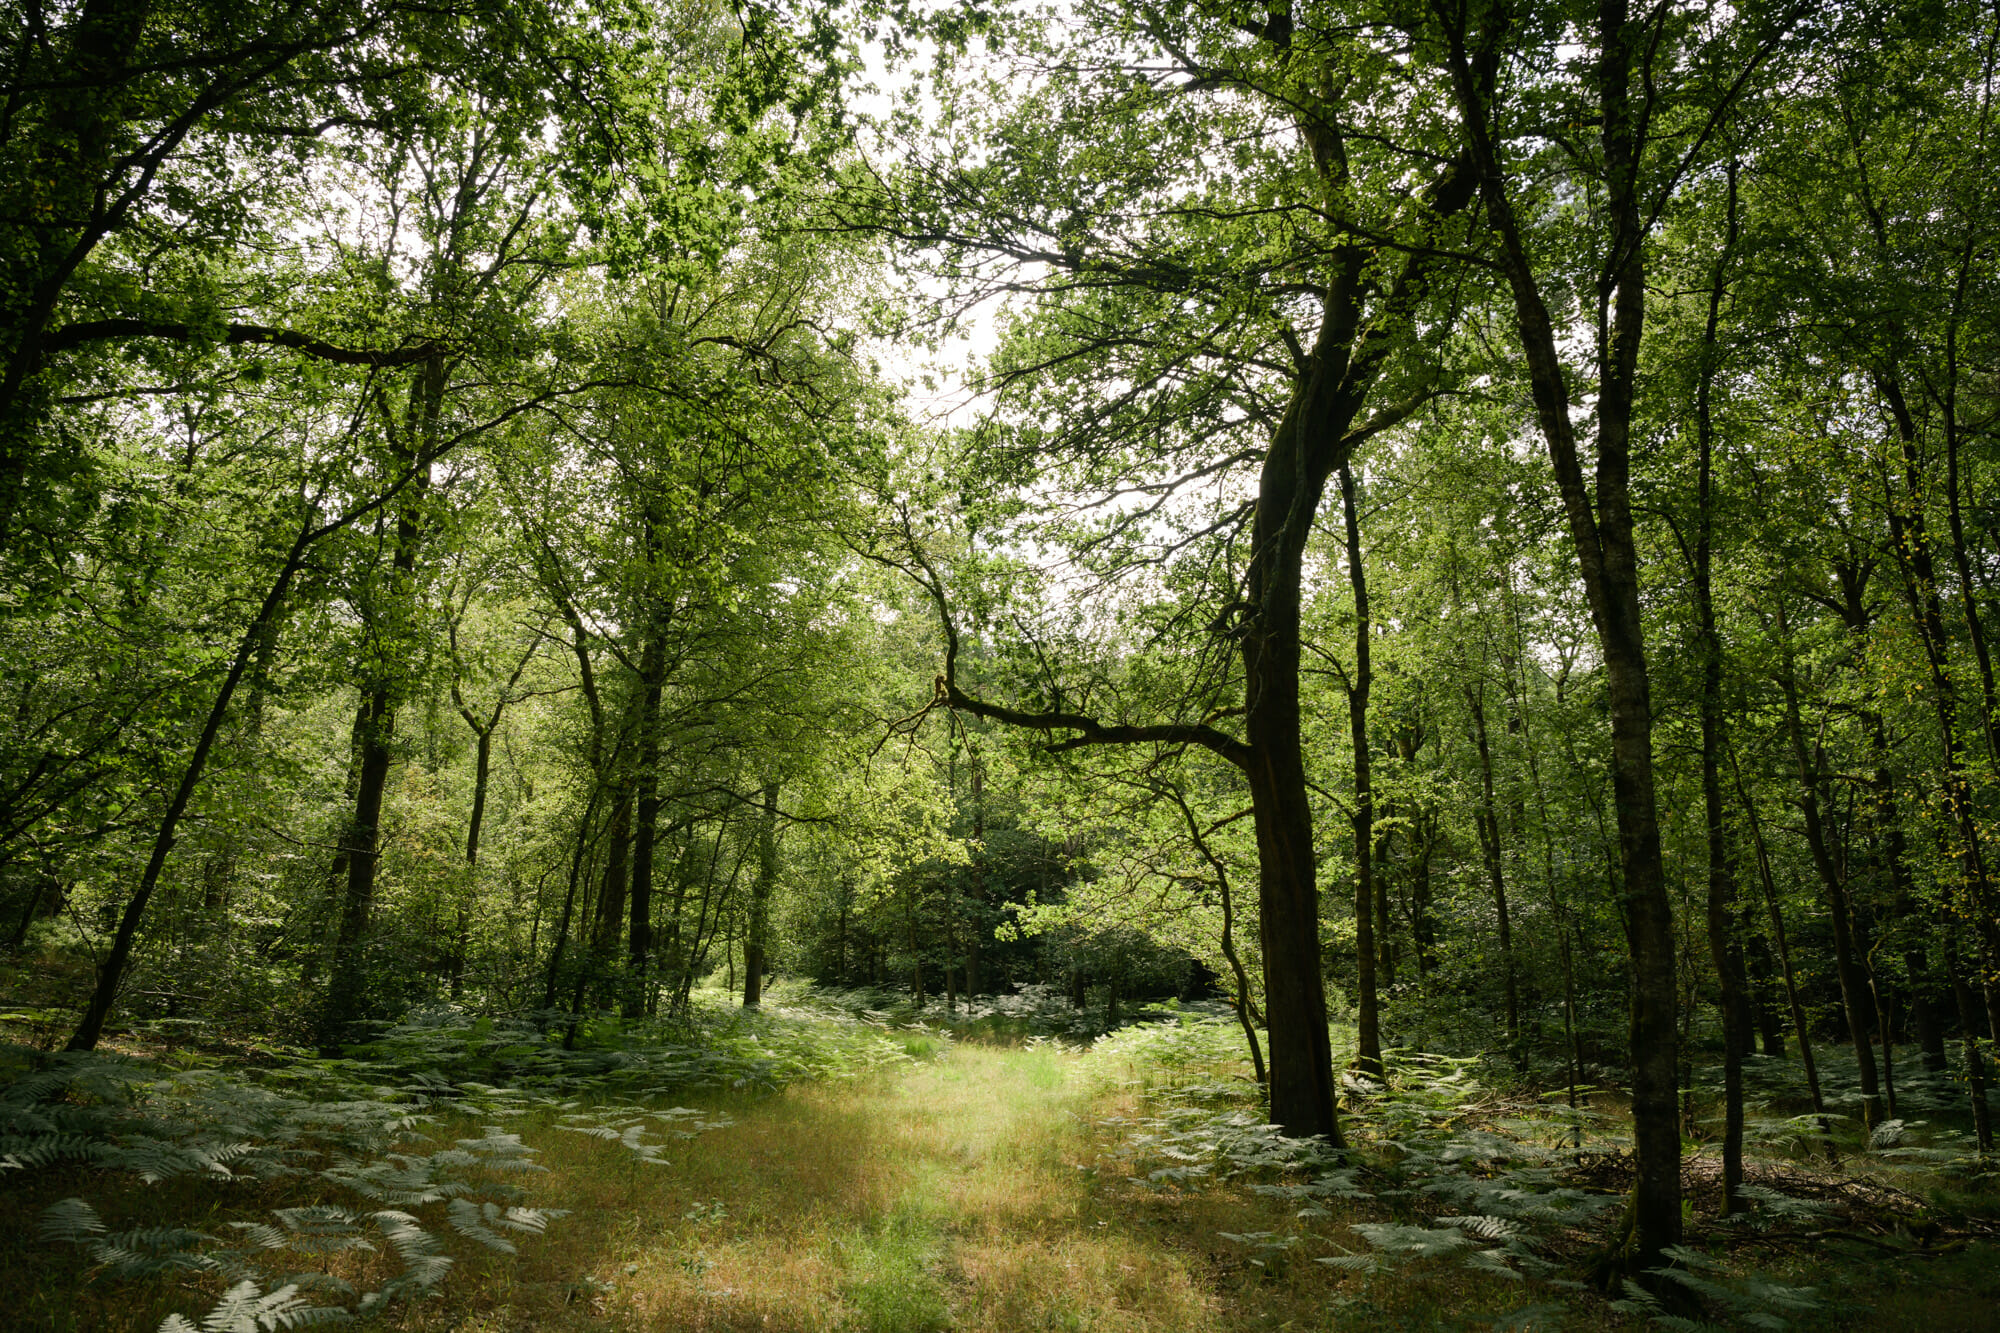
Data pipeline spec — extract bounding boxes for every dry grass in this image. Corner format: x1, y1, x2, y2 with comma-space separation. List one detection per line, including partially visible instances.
380, 1042, 1544, 1333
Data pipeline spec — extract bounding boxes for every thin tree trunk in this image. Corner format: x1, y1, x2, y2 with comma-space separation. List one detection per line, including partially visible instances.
541, 787, 602, 1010
1690, 163, 1749, 1211
1946, 945, 1995, 1152
742, 781, 779, 1008
68, 532, 314, 1050
1438, 6, 1680, 1263
1169, 783, 1266, 1084
1338, 461, 1382, 1079
1775, 623, 1883, 1127
1732, 747, 1835, 1159
1876, 389, 2000, 987
624, 623, 667, 1019
449, 635, 536, 1001
1466, 683, 1519, 1052
1745, 922, 1788, 1057
1910, 950, 1948, 1072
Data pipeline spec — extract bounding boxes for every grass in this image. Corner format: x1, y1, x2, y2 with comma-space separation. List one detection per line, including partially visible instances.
394, 1034, 1549, 1332
7, 992, 1999, 1331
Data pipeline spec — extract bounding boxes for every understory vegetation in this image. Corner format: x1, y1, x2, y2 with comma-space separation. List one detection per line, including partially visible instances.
5, 992, 1998, 1330
6, 0, 2000, 1325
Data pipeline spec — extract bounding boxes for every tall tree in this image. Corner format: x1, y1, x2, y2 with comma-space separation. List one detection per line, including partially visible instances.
861, 0, 1486, 1142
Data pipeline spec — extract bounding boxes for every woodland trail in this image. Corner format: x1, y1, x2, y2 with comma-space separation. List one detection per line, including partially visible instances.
430, 1041, 1292, 1333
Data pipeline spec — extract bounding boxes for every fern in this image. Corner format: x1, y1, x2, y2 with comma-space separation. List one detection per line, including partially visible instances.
371, 1210, 454, 1288
89, 1226, 217, 1278
12, 992, 898, 1328
1606, 1247, 1824, 1330
446, 1198, 520, 1253
39, 1196, 107, 1242
269, 1206, 374, 1256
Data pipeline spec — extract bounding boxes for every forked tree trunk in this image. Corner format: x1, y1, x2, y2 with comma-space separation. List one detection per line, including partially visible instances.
922, 105, 1476, 1146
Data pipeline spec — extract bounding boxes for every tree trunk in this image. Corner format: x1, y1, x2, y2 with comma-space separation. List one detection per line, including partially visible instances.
1690, 165, 1750, 1211
1876, 383, 2000, 982
1944, 928, 1992, 1144
1466, 684, 1519, 1052
320, 685, 396, 1049
319, 359, 438, 1050
1734, 749, 1836, 1158
1775, 628, 1883, 1127
742, 781, 779, 1008
1909, 951, 1948, 1072
449, 724, 493, 1001
1744, 924, 1788, 1058
541, 786, 602, 1010
623, 621, 667, 1018
1337, 461, 1382, 1079
592, 791, 632, 957
924, 118, 1474, 1149
68, 533, 313, 1050
1437, 4, 1680, 1264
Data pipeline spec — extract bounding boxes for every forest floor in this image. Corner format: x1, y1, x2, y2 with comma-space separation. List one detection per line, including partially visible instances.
391, 1038, 1539, 1333
6, 993, 2000, 1331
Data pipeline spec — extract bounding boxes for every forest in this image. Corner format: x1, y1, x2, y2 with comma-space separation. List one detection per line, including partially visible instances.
2, 0, 1998, 1329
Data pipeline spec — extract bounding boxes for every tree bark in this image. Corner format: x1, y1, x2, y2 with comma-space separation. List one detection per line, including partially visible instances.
1337, 461, 1382, 1079
1436, 1, 1681, 1265
1690, 161, 1750, 1211
742, 781, 779, 1007
1466, 683, 1519, 1052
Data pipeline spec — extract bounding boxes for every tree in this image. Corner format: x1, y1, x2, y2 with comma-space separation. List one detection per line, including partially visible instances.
1413, 0, 1798, 1269
857, 0, 1485, 1143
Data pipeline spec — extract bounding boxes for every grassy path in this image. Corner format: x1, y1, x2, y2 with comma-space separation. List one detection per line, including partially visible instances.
430, 1042, 1272, 1333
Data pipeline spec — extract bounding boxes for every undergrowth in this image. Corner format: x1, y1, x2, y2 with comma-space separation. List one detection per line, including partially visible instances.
0, 988, 942, 1331
1089, 1016, 1999, 1330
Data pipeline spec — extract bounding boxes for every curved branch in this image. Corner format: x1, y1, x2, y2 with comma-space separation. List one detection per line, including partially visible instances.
876, 517, 1253, 770
40, 319, 449, 367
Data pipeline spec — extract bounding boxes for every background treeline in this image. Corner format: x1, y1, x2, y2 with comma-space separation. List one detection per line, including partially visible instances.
2, 0, 1997, 1272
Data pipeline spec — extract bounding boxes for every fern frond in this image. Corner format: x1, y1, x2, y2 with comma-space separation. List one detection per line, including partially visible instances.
39, 1196, 106, 1243
225, 1222, 289, 1251
446, 1198, 517, 1254
371, 1210, 453, 1287
89, 1226, 215, 1278
7, 1132, 114, 1169
271, 1206, 372, 1255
